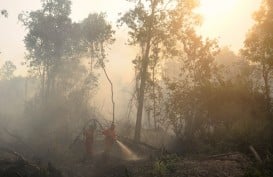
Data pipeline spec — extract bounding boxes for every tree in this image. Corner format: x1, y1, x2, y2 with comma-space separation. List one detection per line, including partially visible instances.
81, 13, 114, 71
0, 60, 16, 80
164, 35, 218, 139
241, 0, 273, 112
119, 0, 201, 142
79, 13, 115, 122
19, 0, 74, 100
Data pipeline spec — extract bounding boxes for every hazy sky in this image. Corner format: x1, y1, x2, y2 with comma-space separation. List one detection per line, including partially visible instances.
0, 0, 262, 118
196, 0, 261, 51
0, 0, 261, 72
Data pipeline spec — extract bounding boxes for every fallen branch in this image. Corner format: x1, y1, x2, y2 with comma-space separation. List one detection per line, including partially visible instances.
249, 145, 262, 163
0, 147, 40, 170
0, 147, 26, 161
69, 119, 104, 149
206, 152, 241, 159
69, 119, 93, 149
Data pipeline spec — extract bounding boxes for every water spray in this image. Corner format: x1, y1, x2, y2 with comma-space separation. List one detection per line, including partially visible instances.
116, 140, 141, 161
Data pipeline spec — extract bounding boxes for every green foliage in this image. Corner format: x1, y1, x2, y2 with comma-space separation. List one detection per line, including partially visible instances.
80, 12, 115, 69
81, 13, 114, 46
153, 160, 167, 176
16, 0, 114, 160
241, 0, 273, 65
20, 0, 74, 66
18, 0, 90, 103
152, 154, 179, 177
119, 0, 205, 141
165, 41, 272, 154
163, 0, 273, 155
17, 0, 115, 111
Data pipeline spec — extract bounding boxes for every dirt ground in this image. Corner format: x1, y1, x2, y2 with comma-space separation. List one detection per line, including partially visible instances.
58, 152, 250, 177
0, 139, 251, 177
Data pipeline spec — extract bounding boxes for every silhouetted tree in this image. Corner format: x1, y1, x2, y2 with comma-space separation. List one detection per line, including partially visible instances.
79, 13, 115, 122
81, 13, 114, 71
241, 0, 273, 112
120, 0, 202, 142
19, 0, 74, 100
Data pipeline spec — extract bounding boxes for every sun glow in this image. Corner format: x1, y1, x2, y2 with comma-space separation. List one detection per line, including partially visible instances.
194, 0, 258, 51
196, 0, 238, 19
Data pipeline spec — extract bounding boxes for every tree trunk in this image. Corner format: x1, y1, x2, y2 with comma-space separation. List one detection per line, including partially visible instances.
134, 0, 156, 142
90, 43, 94, 72
41, 65, 45, 100
24, 77, 28, 104
147, 109, 151, 128
262, 62, 271, 111
153, 65, 157, 130
102, 66, 115, 123
100, 42, 115, 123
45, 64, 50, 102
134, 41, 151, 142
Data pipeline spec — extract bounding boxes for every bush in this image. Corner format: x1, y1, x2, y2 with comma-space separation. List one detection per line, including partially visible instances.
244, 153, 273, 177
152, 154, 179, 177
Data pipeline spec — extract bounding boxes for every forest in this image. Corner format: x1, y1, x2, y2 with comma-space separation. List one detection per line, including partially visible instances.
0, 0, 273, 177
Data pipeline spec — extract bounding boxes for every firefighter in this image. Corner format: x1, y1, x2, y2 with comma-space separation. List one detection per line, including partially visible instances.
102, 123, 116, 159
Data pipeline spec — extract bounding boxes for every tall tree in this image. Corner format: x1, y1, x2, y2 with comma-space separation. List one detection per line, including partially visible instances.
241, 0, 273, 112
164, 35, 218, 140
80, 13, 115, 122
19, 0, 74, 100
120, 0, 200, 142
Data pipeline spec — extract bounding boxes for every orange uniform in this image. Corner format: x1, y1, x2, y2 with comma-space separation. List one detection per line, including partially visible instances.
102, 125, 116, 154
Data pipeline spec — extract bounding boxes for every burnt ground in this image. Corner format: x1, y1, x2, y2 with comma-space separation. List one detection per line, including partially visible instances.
0, 139, 251, 177
107, 153, 248, 177
57, 152, 250, 177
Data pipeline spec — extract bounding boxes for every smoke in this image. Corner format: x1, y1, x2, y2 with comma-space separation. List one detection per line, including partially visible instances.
91, 31, 137, 121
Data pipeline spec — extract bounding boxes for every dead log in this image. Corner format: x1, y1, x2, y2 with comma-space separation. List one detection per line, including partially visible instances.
0, 147, 64, 177
206, 152, 241, 159
0, 147, 26, 161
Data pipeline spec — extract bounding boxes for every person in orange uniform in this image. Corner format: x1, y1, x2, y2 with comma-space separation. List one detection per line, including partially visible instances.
102, 123, 116, 159
83, 124, 95, 159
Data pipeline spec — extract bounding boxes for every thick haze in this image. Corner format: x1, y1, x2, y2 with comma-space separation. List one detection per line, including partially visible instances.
0, 0, 261, 120
0, 0, 261, 70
